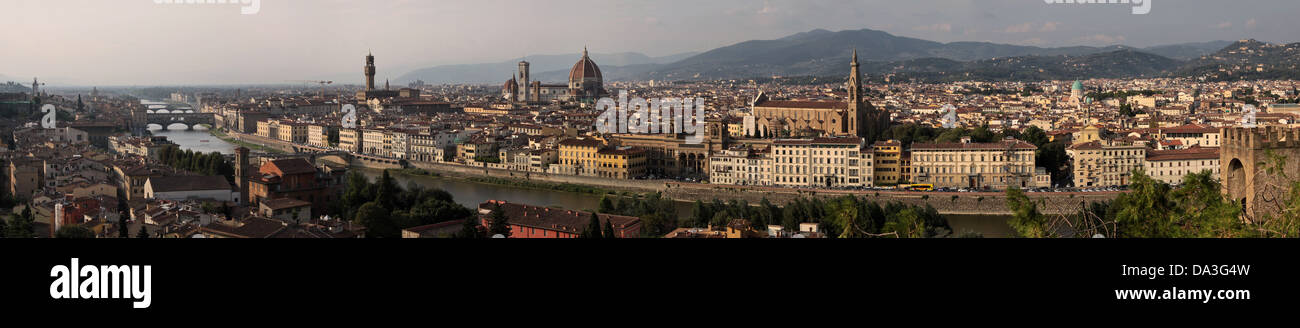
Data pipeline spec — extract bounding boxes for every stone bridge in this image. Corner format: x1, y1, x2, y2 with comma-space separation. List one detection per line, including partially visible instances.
143, 111, 216, 131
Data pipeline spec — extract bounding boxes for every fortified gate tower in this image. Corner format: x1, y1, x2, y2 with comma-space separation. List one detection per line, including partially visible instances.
1221, 126, 1300, 223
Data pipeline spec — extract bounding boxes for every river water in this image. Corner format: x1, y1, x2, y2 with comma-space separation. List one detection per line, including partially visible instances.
355, 168, 1013, 237
140, 99, 238, 155
150, 127, 238, 155
155, 119, 1013, 237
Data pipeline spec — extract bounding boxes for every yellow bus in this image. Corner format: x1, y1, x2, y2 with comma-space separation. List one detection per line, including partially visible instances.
906, 184, 934, 191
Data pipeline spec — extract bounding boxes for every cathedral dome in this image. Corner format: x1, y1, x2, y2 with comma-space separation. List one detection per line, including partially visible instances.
569, 47, 603, 83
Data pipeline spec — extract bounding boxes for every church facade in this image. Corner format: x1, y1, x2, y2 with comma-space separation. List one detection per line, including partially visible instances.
752, 50, 883, 140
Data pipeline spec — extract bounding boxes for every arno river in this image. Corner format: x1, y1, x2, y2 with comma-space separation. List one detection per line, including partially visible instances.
157, 128, 1015, 237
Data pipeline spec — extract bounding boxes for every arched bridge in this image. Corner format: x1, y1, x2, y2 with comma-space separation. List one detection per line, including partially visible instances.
144, 112, 216, 130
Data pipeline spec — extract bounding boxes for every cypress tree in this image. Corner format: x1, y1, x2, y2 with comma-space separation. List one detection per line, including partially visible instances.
118, 215, 129, 238
584, 213, 603, 239
459, 216, 484, 238
602, 218, 617, 239
488, 204, 511, 237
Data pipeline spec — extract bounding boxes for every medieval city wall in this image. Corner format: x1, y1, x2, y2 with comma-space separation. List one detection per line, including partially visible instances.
1221, 126, 1300, 222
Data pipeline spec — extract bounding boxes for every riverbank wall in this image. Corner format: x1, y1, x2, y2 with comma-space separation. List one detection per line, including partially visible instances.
221, 130, 1120, 215
404, 161, 1116, 215
407, 161, 665, 193
660, 184, 1118, 215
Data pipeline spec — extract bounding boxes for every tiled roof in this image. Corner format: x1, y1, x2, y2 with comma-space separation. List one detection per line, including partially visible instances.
912, 140, 1037, 151
1147, 146, 1219, 162
480, 201, 639, 234
146, 176, 231, 193
754, 100, 848, 110
1161, 124, 1218, 134
261, 198, 312, 210
265, 158, 317, 175
559, 138, 602, 148
201, 217, 288, 238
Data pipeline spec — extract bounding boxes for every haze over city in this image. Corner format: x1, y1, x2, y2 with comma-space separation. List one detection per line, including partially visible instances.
3, 0, 1299, 85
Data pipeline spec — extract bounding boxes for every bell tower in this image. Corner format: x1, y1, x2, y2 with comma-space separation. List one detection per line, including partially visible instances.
847, 49, 862, 136
364, 51, 376, 92
518, 60, 531, 101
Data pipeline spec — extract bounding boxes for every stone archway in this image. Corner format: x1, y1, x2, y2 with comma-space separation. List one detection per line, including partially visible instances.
1227, 158, 1248, 219
1227, 158, 1246, 200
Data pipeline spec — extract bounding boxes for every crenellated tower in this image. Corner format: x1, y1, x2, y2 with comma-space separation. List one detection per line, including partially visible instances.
364, 51, 376, 92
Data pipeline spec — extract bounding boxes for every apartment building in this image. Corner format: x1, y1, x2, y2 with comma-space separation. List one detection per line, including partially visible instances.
709, 148, 773, 186
911, 137, 1044, 190
772, 137, 873, 188
339, 128, 363, 153
872, 140, 902, 186
1145, 145, 1220, 185
1068, 140, 1149, 187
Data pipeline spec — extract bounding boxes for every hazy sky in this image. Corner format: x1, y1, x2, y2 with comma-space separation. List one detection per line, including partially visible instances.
3, 0, 1297, 86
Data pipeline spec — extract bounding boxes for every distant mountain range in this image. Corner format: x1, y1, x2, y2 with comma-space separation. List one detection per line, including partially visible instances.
396, 52, 697, 84
1175, 40, 1300, 81
396, 28, 1296, 84
869, 49, 1183, 82
628, 28, 1240, 81
1142, 40, 1236, 60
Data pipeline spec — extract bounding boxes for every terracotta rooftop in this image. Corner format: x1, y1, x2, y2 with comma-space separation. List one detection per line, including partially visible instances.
261, 198, 312, 210
265, 158, 317, 175
912, 139, 1037, 151
1146, 146, 1219, 162
754, 99, 849, 110
479, 200, 639, 234
146, 176, 232, 193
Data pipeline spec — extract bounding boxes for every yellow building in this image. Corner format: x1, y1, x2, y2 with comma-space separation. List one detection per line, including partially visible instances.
1072, 125, 1106, 145
872, 140, 902, 186
556, 138, 604, 176
1068, 140, 1148, 187
727, 119, 746, 138
277, 121, 308, 144
899, 151, 912, 184
594, 147, 647, 179
256, 120, 277, 139
339, 128, 363, 153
